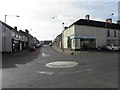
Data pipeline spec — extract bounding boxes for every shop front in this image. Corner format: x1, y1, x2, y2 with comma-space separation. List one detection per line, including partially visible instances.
69, 34, 96, 50
12, 38, 20, 52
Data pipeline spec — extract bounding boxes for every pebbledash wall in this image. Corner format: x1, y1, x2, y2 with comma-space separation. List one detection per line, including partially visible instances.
62, 19, 120, 51
0, 22, 2, 89
62, 25, 107, 50
74, 25, 107, 49
118, 1, 120, 26
0, 22, 2, 52
0, 21, 13, 52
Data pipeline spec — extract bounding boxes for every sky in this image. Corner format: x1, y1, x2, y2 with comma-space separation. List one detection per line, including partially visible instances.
0, 0, 120, 41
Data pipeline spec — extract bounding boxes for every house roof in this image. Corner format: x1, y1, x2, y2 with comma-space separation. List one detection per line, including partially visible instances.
65, 19, 120, 31
0, 20, 14, 30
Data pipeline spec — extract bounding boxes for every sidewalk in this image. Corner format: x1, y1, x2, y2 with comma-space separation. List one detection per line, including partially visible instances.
2, 49, 29, 59
52, 45, 90, 55
52, 45, 120, 55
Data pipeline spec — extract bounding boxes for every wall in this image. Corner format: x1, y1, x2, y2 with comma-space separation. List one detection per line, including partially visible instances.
62, 24, 120, 50
118, 30, 120, 45
5, 27, 12, 52
62, 25, 75, 49
75, 25, 107, 48
2, 24, 12, 52
106, 29, 119, 45
0, 22, 2, 52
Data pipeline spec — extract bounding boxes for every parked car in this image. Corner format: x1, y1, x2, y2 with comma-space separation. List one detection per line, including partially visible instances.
98, 46, 107, 51
49, 43, 52, 46
29, 46, 35, 51
106, 44, 119, 51
35, 43, 41, 48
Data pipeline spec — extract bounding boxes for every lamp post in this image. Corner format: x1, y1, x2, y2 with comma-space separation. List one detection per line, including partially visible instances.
5, 15, 20, 23
4, 15, 20, 52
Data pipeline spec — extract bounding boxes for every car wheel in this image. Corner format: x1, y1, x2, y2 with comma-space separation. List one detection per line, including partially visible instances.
112, 48, 114, 51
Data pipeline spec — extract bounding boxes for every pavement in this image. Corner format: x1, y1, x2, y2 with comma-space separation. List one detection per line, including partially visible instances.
52, 45, 87, 55
2, 49, 30, 59
52, 45, 120, 55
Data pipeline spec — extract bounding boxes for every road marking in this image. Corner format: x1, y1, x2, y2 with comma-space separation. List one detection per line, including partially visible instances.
56, 68, 93, 75
46, 61, 78, 68
15, 64, 24, 67
36, 68, 92, 75
42, 53, 49, 57
37, 71, 53, 75
26, 60, 43, 66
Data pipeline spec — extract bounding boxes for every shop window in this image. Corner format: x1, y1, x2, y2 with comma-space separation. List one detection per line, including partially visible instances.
67, 37, 71, 48
73, 39, 75, 47
12, 32, 15, 37
75, 39, 77, 47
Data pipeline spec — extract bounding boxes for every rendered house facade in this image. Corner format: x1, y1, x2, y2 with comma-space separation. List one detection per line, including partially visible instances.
62, 18, 120, 50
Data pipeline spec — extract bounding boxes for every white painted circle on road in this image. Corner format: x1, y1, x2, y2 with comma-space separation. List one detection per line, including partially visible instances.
46, 61, 78, 68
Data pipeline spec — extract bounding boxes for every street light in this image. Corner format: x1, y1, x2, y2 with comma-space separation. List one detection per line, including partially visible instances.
5, 15, 20, 23
3, 14, 20, 52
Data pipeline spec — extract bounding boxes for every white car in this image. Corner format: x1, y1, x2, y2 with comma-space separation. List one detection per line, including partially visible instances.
106, 44, 119, 51
49, 43, 52, 46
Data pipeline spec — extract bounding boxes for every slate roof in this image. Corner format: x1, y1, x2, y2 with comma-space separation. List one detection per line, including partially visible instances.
66, 19, 120, 30
0, 20, 13, 30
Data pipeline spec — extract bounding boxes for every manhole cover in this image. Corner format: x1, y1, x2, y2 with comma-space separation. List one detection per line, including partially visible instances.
46, 61, 78, 68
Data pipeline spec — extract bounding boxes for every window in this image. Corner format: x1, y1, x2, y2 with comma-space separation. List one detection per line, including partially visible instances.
114, 31, 117, 37
107, 30, 110, 37
75, 39, 78, 47
12, 32, 15, 37
73, 39, 75, 47
67, 37, 71, 48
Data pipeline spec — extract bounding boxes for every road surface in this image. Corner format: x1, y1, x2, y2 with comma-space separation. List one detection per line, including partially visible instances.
2, 45, 118, 88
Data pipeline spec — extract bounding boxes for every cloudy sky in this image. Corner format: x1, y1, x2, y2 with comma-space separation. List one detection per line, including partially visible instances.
0, 0, 120, 40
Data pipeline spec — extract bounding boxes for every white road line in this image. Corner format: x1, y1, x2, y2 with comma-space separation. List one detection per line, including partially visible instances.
15, 64, 24, 67
37, 71, 53, 75
42, 53, 49, 57
36, 68, 93, 76
56, 68, 93, 75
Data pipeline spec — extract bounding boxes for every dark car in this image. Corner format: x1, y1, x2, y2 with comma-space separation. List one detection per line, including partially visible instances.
29, 46, 35, 51
35, 43, 41, 48
98, 46, 107, 51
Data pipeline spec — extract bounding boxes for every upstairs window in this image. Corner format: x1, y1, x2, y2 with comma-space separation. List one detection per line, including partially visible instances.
107, 30, 110, 37
114, 30, 117, 37
12, 32, 15, 37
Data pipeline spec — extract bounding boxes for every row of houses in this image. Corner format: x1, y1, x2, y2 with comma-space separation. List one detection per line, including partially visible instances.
54, 15, 120, 51
0, 21, 39, 53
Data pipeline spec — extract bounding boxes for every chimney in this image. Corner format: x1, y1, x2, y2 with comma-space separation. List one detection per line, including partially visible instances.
85, 14, 90, 20
64, 27, 68, 30
14, 26, 17, 30
25, 29, 29, 33
106, 18, 112, 23
19, 30, 22, 32
117, 20, 120, 25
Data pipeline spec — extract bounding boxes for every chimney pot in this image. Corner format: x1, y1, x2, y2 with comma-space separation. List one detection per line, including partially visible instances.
106, 18, 112, 23
25, 29, 29, 33
14, 26, 17, 30
117, 20, 120, 25
85, 14, 90, 20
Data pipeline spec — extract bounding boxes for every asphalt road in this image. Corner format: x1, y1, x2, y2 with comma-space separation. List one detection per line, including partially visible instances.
2, 45, 118, 88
